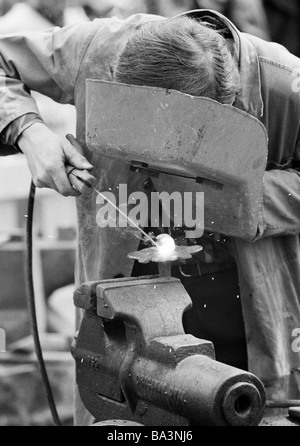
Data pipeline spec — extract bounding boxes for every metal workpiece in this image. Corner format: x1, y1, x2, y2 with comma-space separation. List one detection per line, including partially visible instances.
73, 276, 266, 426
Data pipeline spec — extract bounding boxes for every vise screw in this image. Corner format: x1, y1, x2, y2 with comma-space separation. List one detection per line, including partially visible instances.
72, 276, 266, 426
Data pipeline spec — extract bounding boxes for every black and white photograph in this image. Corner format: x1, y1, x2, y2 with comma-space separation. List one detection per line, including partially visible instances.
0, 0, 299, 431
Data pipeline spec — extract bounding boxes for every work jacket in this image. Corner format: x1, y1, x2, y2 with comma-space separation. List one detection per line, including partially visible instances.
0, 10, 299, 406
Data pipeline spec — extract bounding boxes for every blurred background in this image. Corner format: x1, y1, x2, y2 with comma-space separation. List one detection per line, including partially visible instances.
0, 0, 299, 426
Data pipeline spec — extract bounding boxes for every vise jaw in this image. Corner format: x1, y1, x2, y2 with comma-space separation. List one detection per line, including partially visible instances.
72, 276, 266, 426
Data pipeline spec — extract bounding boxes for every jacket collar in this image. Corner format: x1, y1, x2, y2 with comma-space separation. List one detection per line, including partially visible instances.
174, 9, 264, 118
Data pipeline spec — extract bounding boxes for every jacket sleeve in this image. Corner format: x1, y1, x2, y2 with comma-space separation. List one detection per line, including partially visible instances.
255, 168, 300, 239
0, 21, 98, 146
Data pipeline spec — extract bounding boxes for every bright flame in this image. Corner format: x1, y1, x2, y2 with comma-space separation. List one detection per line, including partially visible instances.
156, 234, 176, 258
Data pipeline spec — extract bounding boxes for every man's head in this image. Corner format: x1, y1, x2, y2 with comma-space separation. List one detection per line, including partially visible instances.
113, 16, 240, 105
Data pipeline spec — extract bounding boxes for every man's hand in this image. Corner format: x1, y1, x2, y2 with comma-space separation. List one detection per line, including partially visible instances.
18, 122, 96, 196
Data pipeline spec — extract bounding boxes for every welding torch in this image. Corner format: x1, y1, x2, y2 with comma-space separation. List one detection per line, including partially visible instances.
65, 134, 96, 193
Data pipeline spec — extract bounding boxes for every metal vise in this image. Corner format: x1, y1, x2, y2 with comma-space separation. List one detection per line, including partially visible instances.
72, 276, 266, 426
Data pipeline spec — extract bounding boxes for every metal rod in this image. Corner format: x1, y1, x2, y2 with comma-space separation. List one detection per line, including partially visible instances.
92, 186, 159, 247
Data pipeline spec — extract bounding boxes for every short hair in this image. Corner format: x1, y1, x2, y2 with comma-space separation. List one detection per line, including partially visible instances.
113, 16, 240, 105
